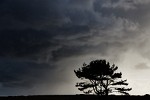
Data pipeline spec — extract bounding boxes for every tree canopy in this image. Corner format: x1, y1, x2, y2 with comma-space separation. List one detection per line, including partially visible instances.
74, 59, 132, 96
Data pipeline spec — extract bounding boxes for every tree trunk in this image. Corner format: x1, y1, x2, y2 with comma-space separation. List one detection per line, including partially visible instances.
105, 89, 108, 96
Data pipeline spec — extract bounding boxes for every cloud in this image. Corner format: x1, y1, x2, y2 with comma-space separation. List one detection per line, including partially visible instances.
0, 58, 54, 88
101, 0, 136, 10
135, 63, 150, 70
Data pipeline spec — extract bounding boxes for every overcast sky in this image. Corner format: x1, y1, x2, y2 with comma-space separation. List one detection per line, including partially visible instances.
0, 0, 150, 96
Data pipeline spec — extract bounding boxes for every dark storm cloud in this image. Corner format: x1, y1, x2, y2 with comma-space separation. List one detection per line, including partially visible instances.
0, 29, 53, 58
93, 0, 150, 28
0, 0, 63, 30
0, 58, 52, 88
0, 0, 139, 79
49, 0, 150, 61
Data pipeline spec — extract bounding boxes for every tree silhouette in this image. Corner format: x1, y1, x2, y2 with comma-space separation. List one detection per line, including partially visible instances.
74, 59, 132, 96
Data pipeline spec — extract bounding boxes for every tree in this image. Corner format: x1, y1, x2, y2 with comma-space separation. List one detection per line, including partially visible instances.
74, 59, 132, 96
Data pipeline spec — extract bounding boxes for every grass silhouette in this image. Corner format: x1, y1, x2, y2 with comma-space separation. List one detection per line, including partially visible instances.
0, 95, 149, 100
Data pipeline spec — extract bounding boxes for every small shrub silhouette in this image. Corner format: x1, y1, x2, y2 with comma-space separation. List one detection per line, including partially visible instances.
74, 59, 132, 96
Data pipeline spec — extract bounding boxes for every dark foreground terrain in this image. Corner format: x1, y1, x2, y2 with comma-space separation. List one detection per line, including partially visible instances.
0, 95, 149, 100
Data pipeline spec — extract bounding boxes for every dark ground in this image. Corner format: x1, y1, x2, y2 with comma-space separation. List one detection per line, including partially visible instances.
0, 95, 149, 100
